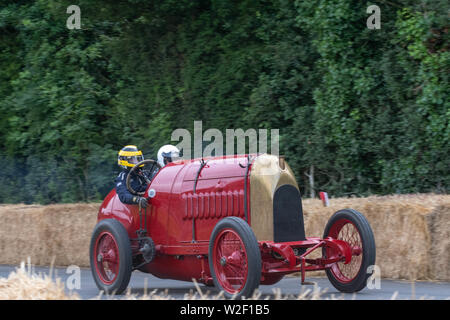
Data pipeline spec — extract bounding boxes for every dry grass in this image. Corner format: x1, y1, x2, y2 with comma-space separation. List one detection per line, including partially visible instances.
0, 260, 80, 300
113, 279, 329, 300
0, 194, 449, 281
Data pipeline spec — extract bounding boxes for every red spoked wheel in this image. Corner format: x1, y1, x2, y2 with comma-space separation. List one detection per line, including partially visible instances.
90, 219, 132, 294
94, 231, 120, 284
213, 229, 248, 293
209, 217, 261, 299
323, 209, 376, 293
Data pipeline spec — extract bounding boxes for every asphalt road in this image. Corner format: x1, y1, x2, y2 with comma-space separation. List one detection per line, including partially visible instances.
1, 265, 449, 300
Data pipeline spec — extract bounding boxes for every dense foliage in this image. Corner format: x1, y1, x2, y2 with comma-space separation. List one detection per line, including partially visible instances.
0, 0, 448, 203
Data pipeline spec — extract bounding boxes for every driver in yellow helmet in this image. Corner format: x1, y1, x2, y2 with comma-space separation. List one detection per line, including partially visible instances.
115, 145, 148, 208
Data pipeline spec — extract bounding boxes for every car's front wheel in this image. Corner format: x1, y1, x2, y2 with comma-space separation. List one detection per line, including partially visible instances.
323, 209, 376, 293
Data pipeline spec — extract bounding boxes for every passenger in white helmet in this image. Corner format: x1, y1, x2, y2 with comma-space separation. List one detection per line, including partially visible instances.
157, 145, 180, 168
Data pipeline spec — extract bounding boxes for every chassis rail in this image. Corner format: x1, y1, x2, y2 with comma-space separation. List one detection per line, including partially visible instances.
144, 237, 360, 285
259, 237, 360, 284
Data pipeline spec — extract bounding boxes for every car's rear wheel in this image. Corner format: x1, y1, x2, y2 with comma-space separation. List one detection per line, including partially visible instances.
90, 219, 132, 294
323, 209, 376, 292
208, 217, 261, 299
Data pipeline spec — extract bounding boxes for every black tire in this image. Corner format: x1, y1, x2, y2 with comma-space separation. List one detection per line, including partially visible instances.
208, 217, 261, 299
90, 219, 133, 294
323, 209, 376, 293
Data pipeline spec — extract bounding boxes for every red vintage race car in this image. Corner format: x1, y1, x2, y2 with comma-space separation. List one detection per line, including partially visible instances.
90, 154, 376, 298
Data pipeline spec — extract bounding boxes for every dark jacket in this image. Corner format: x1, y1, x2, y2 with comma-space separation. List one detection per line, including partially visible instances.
115, 169, 148, 204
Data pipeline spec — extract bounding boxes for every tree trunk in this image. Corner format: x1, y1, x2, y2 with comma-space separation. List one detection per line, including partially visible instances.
309, 165, 315, 198
304, 165, 315, 198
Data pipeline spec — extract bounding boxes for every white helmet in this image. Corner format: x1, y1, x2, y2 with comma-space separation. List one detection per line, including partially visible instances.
157, 144, 180, 167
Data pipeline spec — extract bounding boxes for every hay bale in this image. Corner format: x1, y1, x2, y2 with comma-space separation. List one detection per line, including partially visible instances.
426, 204, 450, 280
0, 203, 98, 267
0, 205, 45, 265
37, 203, 98, 267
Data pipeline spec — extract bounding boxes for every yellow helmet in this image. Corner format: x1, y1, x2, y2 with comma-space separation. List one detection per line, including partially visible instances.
118, 145, 144, 169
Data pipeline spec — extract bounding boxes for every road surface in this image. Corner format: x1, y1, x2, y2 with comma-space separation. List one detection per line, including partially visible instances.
1, 265, 449, 300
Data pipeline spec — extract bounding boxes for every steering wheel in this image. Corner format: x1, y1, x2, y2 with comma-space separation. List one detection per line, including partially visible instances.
126, 159, 161, 196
